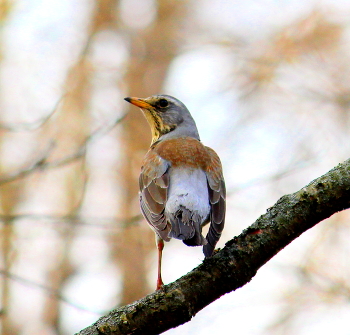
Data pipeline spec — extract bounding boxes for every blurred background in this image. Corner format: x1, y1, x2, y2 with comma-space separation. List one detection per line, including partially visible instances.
0, 0, 349, 334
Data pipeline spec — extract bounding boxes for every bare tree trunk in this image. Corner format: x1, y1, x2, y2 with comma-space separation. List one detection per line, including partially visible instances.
39, 35, 92, 335
116, 0, 188, 305
0, 179, 22, 335
42, 164, 86, 332
0, 2, 20, 333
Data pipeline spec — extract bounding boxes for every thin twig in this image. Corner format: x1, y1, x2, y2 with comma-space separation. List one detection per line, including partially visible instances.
0, 213, 142, 228
0, 270, 103, 315
0, 141, 56, 184
0, 114, 127, 185
0, 96, 64, 131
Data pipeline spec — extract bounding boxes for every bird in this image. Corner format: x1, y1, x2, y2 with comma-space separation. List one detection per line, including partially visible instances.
124, 94, 226, 290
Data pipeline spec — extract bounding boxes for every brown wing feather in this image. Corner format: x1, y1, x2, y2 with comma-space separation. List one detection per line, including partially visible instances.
139, 149, 171, 241
203, 147, 226, 257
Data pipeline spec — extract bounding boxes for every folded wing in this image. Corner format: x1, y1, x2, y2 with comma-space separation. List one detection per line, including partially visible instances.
139, 149, 171, 241
203, 147, 226, 257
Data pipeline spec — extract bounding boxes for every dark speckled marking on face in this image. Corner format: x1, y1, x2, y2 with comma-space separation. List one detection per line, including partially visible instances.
140, 98, 179, 143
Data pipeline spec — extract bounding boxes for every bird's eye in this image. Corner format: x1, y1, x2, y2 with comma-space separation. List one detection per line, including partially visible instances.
158, 99, 169, 108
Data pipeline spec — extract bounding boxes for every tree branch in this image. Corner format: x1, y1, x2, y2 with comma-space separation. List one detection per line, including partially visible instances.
77, 158, 350, 335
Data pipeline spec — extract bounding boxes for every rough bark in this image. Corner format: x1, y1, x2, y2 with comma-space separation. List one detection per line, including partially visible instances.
76, 158, 350, 335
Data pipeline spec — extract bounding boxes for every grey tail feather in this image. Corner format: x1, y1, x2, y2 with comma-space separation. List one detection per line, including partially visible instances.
168, 206, 207, 246
203, 242, 214, 257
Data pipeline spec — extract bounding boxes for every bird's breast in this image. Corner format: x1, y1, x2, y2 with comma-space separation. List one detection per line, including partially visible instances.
153, 137, 211, 169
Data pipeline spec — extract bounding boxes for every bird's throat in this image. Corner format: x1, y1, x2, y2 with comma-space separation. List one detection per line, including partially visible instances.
143, 110, 175, 144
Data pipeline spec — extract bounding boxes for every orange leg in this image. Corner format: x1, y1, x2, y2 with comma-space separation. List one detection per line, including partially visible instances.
156, 237, 164, 290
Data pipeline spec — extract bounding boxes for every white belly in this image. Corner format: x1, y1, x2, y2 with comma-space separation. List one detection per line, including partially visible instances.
165, 168, 210, 222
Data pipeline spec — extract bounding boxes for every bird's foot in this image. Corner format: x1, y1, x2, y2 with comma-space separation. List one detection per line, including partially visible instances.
156, 277, 164, 291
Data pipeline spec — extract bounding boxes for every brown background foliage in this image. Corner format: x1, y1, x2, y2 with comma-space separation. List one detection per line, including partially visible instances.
0, 1, 349, 334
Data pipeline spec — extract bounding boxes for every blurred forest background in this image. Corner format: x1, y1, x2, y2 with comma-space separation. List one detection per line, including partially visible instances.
0, 0, 349, 334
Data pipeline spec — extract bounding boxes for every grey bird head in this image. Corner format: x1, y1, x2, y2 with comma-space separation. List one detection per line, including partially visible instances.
124, 95, 200, 144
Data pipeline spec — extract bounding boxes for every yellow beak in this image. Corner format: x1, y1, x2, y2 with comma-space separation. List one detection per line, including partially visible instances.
124, 97, 153, 109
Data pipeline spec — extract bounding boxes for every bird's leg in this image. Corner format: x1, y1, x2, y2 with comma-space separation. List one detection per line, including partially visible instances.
156, 237, 164, 290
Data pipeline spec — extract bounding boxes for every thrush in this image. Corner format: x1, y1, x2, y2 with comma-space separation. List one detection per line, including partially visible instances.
124, 95, 226, 290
